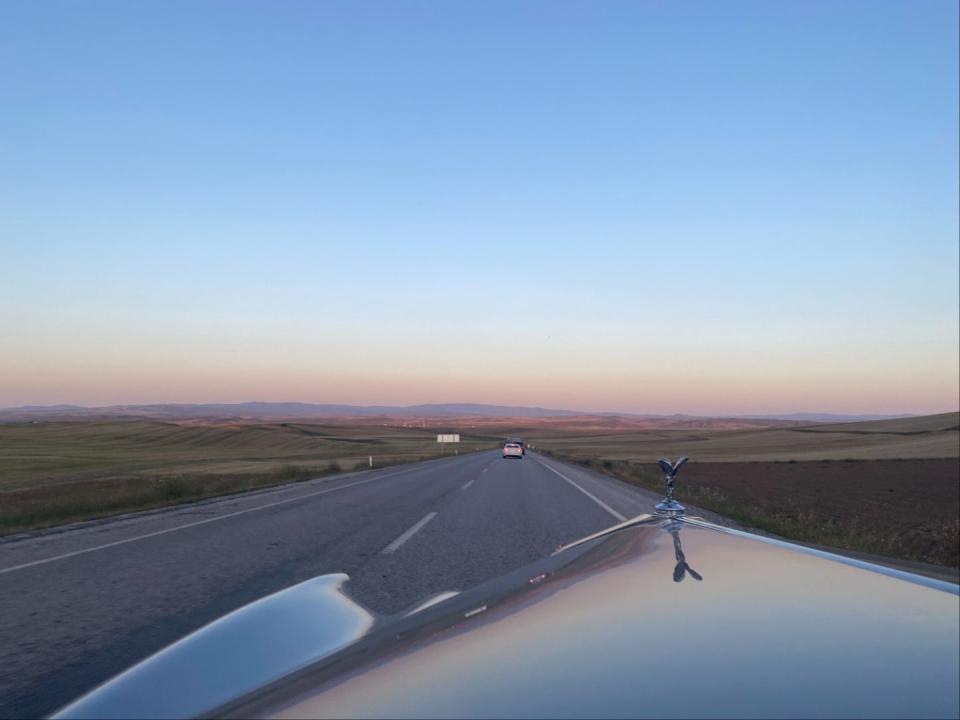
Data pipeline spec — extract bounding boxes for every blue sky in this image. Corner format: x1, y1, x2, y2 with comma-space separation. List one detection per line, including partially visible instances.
1, 1, 957, 414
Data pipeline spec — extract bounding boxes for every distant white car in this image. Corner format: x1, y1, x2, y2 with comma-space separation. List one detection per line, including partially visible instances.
502, 443, 524, 459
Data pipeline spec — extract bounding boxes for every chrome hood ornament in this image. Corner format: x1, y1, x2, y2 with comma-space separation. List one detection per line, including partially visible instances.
655, 456, 688, 516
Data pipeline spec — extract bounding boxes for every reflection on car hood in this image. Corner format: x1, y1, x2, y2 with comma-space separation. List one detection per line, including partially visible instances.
54, 574, 374, 720
55, 517, 960, 719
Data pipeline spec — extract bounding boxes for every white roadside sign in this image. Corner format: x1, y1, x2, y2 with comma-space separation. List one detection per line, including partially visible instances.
437, 434, 460, 443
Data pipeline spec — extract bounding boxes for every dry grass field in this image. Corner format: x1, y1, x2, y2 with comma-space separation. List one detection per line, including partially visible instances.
523, 412, 960, 462
0, 421, 497, 534
531, 413, 959, 568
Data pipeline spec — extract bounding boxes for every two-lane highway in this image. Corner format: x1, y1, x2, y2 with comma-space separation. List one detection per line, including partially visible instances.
0, 450, 665, 718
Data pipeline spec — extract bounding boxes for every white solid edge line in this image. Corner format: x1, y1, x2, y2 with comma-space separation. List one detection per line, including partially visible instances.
537, 459, 627, 522
381, 512, 438, 554
0, 464, 428, 576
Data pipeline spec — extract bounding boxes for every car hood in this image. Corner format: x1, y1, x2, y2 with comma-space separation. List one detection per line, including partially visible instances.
56, 516, 960, 719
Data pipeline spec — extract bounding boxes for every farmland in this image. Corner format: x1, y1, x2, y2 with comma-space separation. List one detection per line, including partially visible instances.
521, 411, 960, 462
0, 421, 496, 534
530, 413, 959, 568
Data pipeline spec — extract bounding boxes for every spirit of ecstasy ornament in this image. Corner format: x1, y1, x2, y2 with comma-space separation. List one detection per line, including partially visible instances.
655, 456, 688, 516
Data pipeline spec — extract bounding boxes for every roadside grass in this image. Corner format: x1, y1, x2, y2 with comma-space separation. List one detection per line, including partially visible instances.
0, 421, 490, 489
542, 453, 959, 569
0, 421, 498, 535
1, 459, 384, 535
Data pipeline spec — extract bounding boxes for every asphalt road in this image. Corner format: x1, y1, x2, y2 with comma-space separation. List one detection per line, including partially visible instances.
0, 450, 665, 718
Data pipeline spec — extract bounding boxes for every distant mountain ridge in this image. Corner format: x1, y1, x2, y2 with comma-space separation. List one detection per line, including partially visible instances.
0, 402, 581, 421
0, 402, 925, 423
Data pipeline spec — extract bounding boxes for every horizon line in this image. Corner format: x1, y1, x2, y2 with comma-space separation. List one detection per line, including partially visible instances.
0, 400, 953, 419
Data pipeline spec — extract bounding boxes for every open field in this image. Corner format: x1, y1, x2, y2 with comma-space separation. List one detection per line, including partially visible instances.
532, 413, 959, 568
520, 412, 960, 462
561, 457, 959, 568
0, 421, 498, 534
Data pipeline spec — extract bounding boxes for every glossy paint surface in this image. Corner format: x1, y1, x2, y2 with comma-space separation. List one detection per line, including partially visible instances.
268, 521, 959, 719
54, 575, 373, 720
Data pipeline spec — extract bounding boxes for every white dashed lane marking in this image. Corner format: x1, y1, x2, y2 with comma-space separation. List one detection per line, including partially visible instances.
381, 512, 438, 554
